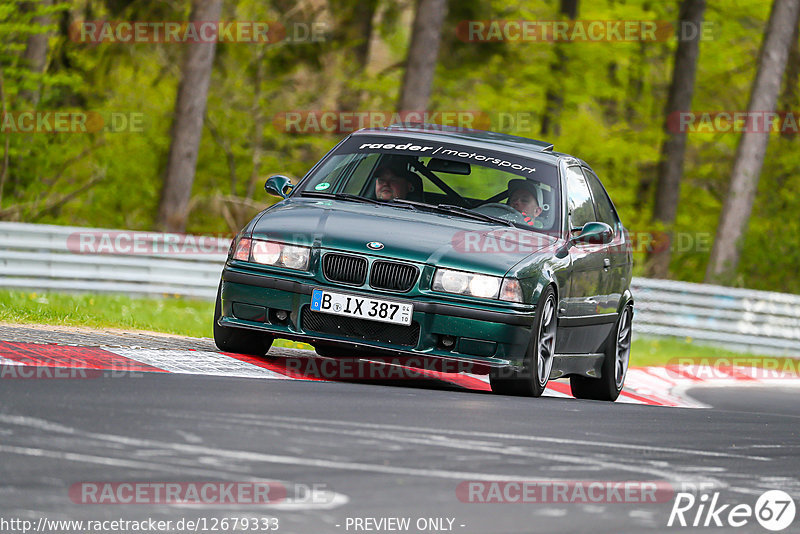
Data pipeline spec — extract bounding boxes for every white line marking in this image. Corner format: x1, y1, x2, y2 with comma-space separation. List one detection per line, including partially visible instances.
0, 415, 350, 510
212, 416, 711, 483
0, 443, 350, 510
107, 348, 288, 379
0, 414, 575, 483
0, 444, 194, 471
237, 414, 771, 462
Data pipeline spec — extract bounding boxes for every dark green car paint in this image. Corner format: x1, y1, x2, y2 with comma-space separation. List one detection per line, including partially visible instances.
218, 126, 633, 377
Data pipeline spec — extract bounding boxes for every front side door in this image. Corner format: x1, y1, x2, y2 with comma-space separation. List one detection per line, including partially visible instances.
556, 166, 607, 354
582, 167, 628, 316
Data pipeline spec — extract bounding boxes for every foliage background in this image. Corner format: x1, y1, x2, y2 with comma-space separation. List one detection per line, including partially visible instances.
1, 0, 797, 292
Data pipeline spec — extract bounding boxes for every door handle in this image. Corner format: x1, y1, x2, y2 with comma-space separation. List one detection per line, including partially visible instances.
603, 258, 611, 270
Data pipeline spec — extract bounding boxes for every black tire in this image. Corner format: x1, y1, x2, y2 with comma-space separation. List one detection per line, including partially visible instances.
213, 283, 274, 356
570, 303, 633, 401
490, 285, 557, 397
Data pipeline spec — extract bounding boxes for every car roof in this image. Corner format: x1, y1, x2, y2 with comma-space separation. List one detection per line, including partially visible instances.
352, 123, 568, 165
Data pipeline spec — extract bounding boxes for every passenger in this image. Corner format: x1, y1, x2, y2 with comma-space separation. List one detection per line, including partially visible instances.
507, 179, 543, 226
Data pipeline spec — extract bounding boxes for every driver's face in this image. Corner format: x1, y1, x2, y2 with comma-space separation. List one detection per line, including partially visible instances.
509, 189, 542, 217
375, 171, 411, 201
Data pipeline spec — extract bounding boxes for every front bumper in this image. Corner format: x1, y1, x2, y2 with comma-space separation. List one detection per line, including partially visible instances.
219, 267, 535, 369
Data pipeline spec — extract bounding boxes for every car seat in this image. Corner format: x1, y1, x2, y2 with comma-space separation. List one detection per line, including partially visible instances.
534, 182, 555, 230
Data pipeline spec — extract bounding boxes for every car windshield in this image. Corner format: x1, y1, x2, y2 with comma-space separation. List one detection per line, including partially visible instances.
297, 134, 561, 233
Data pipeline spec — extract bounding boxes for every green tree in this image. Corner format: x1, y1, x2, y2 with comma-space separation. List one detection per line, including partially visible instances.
646, 0, 707, 279
705, 0, 800, 283
157, 0, 223, 233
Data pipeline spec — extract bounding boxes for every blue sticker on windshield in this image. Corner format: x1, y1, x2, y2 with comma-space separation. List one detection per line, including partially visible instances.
315, 182, 330, 190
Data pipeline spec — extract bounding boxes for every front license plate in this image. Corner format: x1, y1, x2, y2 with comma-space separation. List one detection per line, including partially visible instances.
310, 289, 413, 326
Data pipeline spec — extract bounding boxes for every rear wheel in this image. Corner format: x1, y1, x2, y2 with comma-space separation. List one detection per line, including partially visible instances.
490, 286, 557, 397
213, 283, 274, 356
570, 303, 633, 401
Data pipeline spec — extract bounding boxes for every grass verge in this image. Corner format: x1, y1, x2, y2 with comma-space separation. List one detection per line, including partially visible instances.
0, 290, 311, 350
630, 336, 795, 368
0, 290, 793, 367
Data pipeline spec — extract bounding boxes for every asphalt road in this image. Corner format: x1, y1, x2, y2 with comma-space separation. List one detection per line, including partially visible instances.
2, 361, 799, 534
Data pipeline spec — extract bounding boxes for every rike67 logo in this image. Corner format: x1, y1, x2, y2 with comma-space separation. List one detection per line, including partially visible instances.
668, 490, 796, 531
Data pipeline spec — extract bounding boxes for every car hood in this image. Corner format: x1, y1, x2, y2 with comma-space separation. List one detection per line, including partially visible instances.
251, 199, 557, 275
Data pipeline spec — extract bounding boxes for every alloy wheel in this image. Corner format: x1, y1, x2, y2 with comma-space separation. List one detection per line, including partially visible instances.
536, 294, 557, 386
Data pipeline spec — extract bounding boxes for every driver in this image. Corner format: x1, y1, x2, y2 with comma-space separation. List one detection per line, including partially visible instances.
374, 166, 416, 201
507, 179, 543, 226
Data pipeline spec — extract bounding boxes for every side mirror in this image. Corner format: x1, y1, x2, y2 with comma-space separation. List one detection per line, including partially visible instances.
571, 221, 613, 245
265, 175, 294, 198
555, 221, 614, 258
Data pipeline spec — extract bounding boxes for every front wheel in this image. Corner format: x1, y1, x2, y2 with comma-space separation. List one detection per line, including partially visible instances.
490, 286, 557, 397
570, 303, 633, 401
213, 283, 274, 356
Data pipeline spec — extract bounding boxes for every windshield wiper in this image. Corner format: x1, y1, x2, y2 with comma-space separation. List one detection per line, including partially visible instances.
388, 198, 424, 210
300, 191, 414, 209
391, 200, 514, 226
300, 191, 380, 204
435, 204, 515, 227
300, 191, 381, 205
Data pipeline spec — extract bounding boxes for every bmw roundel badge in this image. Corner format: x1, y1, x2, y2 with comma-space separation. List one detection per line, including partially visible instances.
367, 241, 384, 250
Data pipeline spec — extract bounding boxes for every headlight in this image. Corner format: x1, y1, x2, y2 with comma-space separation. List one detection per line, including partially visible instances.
433, 269, 502, 299
469, 274, 501, 298
234, 238, 310, 271
433, 269, 524, 302
280, 245, 310, 269
439, 269, 469, 293
251, 240, 281, 265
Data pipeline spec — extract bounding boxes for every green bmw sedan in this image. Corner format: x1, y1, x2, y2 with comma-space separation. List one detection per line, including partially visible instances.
214, 123, 633, 400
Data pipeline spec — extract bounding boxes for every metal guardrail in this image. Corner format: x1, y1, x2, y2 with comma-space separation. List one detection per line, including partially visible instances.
631, 278, 800, 356
1, 222, 798, 356
0, 222, 227, 300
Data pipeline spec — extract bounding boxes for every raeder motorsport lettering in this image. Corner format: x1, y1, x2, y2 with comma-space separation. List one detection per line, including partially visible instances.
355, 141, 538, 174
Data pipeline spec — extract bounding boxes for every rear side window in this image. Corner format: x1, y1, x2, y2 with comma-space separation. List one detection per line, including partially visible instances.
583, 169, 619, 229
565, 166, 596, 229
